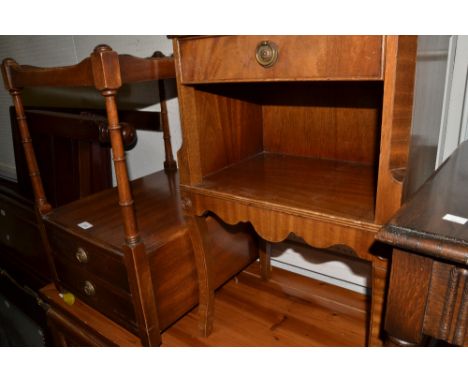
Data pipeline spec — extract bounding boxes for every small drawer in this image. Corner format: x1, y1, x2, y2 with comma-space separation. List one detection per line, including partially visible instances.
177, 35, 383, 83
54, 258, 137, 333
0, 198, 43, 259
46, 223, 130, 293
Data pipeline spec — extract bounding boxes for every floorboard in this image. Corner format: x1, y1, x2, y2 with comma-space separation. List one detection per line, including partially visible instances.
162, 263, 368, 346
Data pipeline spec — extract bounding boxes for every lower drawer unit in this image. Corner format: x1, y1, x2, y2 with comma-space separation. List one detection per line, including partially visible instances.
46, 214, 257, 335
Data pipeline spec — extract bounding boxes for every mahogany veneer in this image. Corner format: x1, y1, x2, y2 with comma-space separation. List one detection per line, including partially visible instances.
2, 46, 257, 346
173, 35, 418, 345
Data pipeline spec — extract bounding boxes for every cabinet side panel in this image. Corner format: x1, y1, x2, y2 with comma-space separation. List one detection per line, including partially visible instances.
389, 36, 418, 172
375, 36, 417, 224
263, 83, 382, 164
193, 88, 263, 177
178, 36, 383, 83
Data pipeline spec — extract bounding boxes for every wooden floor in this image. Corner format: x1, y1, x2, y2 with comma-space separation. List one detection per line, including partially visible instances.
162, 262, 368, 346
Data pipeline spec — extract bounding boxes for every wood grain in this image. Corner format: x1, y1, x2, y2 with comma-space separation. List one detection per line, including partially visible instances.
162, 263, 367, 346
174, 35, 418, 345
376, 140, 468, 266
192, 153, 377, 224
384, 249, 433, 344
41, 283, 142, 346
375, 36, 417, 224
177, 36, 383, 83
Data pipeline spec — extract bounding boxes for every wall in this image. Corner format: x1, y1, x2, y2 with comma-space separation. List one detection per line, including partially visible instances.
0, 36, 180, 182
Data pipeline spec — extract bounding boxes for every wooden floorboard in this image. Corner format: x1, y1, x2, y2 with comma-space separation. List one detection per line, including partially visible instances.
162, 263, 368, 346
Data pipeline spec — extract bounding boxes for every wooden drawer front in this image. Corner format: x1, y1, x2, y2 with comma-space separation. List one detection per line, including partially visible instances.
0, 198, 43, 259
46, 224, 130, 293
177, 36, 383, 83
54, 258, 137, 333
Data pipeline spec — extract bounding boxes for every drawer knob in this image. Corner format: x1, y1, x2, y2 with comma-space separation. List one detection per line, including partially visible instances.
75, 247, 88, 264
83, 281, 96, 296
255, 41, 279, 68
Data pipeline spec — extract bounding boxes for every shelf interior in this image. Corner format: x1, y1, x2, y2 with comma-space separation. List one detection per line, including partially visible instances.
197, 152, 376, 223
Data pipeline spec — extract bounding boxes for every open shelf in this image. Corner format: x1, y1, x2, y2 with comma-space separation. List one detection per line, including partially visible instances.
191, 152, 376, 224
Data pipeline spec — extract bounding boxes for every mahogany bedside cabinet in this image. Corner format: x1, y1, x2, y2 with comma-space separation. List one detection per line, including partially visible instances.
172, 35, 419, 345
2, 46, 257, 346
377, 141, 468, 346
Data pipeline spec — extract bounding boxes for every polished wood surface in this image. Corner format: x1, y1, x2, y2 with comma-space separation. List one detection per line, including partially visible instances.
163, 263, 367, 346
41, 283, 141, 346
177, 36, 383, 83
377, 141, 468, 346
174, 35, 418, 346
375, 36, 417, 224
45, 171, 184, 252
190, 152, 376, 223
262, 82, 382, 165
41, 263, 366, 346
2, 51, 175, 89
10, 108, 113, 207
378, 140, 468, 264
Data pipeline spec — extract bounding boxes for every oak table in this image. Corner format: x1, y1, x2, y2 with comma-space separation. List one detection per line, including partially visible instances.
377, 141, 468, 346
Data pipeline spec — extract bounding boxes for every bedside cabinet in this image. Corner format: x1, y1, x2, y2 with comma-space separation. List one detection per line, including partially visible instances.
173, 35, 418, 345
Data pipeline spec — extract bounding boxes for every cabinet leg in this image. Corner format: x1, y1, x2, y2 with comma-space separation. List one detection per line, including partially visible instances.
368, 259, 388, 346
258, 238, 271, 281
186, 214, 215, 337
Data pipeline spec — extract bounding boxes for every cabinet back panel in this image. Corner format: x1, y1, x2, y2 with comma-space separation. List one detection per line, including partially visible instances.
262, 83, 382, 164
193, 82, 382, 177
193, 87, 263, 178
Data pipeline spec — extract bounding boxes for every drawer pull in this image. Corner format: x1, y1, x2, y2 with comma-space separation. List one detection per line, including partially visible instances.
75, 247, 88, 264
83, 281, 96, 296
255, 41, 279, 68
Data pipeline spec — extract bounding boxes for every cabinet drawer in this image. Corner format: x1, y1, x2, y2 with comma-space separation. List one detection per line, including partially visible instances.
46, 223, 130, 292
177, 36, 383, 83
54, 257, 137, 333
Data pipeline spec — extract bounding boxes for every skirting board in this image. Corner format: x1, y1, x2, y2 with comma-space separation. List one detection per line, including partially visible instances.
269, 241, 371, 295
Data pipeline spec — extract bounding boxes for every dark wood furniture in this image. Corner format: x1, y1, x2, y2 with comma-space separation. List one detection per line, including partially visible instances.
172, 35, 418, 345
2, 46, 258, 346
376, 141, 468, 346
40, 283, 142, 346
0, 107, 164, 345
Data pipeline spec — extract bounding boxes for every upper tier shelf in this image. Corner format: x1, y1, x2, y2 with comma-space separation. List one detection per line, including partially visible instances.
44, 171, 185, 253
184, 153, 377, 227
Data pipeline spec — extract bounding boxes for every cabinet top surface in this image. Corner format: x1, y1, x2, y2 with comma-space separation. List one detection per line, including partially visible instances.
44, 171, 185, 253
377, 141, 468, 265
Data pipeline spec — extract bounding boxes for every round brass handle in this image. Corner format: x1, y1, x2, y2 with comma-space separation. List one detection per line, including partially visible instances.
83, 281, 96, 296
255, 41, 279, 68
75, 247, 88, 264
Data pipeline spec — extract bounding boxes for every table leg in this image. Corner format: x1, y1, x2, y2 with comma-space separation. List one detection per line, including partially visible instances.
258, 238, 271, 281
185, 213, 215, 337
368, 259, 388, 346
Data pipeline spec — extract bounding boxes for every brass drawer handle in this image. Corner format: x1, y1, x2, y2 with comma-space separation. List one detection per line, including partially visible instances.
255, 41, 279, 68
83, 280, 96, 296
75, 247, 88, 264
